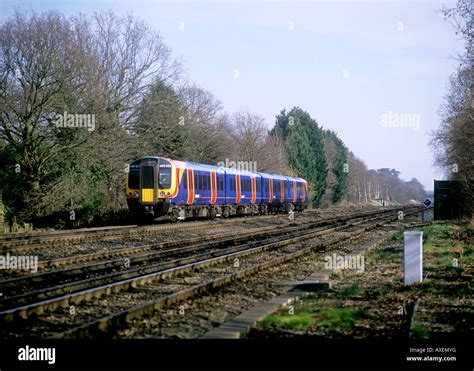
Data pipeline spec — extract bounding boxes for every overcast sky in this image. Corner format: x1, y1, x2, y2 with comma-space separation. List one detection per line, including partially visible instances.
1, 0, 465, 190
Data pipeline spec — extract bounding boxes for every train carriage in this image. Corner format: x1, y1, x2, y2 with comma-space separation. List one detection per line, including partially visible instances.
258, 172, 287, 213
126, 156, 308, 222
286, 175, 308, 209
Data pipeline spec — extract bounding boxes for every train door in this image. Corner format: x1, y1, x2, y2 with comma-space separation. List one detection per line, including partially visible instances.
139, 158, 158, 205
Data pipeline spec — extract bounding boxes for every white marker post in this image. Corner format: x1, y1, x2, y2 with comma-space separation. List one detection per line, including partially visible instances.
404, 231, 423, 285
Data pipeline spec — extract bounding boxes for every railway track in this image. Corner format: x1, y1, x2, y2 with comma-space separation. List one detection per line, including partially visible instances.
30, 208, 384, 268
0, 212, 310, 252
0, 209, 389, 310
0, 208, 409, 276
0, 206, 421, 338
0, 205, 393, 253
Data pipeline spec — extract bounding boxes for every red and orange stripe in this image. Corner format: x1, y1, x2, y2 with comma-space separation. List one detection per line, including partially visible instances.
269, 179, 273, 203
293, 181, 297, 202
186, 169, 194, 204
251, 177, 256, 203
235, 174, 241, 203
210, 171, 217, 204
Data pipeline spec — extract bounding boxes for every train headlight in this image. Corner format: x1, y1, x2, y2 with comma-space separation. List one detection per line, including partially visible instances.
160, 191, 165, 197
134, 191, 139, 198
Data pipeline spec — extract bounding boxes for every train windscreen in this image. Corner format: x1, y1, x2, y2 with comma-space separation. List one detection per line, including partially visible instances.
128, 165, 140, 189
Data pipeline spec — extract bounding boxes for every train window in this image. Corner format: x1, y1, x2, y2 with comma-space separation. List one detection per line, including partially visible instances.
256, 179, 260, 192
218, 176, 224, 191
158, 166, 171, 189
128, 165, 139, 189
273, 180, 279, 195
230, 177, 235, 191
207, 175, 211, 190
183, 173, 187, 189
264, 180, 269, 193
142, 166, 154, 189
203, 174, 207, 190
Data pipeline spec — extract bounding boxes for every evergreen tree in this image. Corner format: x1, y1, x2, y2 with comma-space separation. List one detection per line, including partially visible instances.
286, 120, 316, 181
274, 107, 328, 207
325, 130, 348, 204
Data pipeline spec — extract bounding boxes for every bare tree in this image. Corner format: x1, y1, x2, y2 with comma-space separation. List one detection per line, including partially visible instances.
1, 11, 90, 184
0, 10, 102, 219
346, 153, 368, 203
228, 111, 267, 166
0, 10, 183, 220
84, 11, 181, 129
432, 0, 474, 215
178, 83, 230, 163
258, 133, 288, 173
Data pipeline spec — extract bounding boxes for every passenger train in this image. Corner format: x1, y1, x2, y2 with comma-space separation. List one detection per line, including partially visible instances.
126, 156, 308, 222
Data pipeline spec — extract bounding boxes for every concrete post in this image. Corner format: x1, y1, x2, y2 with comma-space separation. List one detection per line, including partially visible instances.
404, 231, 423, 285
422, 209, 433, 222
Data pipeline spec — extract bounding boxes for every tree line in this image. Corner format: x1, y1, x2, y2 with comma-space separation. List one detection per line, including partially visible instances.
0, 10, 426, 228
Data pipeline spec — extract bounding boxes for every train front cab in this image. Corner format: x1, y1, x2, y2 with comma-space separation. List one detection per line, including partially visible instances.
126, 157, 178, 221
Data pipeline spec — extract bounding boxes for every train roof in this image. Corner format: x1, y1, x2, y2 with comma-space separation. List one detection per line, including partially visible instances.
258, 172, 287, 181
183, 161, 225, 173
286, 175, 307, 183
222, 167, 257, 177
